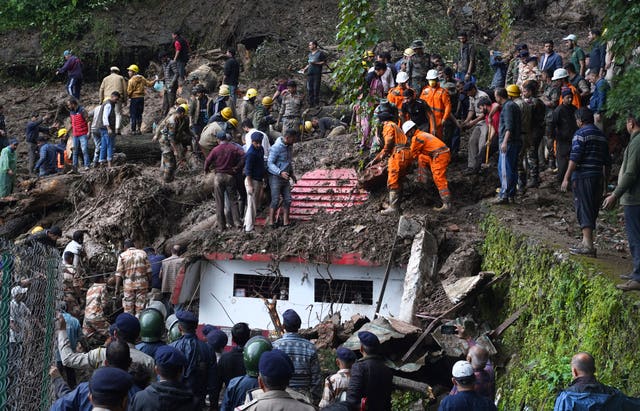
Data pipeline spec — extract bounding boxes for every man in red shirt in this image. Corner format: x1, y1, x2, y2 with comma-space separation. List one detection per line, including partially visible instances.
172, 30, 190, 84
204, 131, 245, 230
467, 97, 500, 174
66, 98, 91, 172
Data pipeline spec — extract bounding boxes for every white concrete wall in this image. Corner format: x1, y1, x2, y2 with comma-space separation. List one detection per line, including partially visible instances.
196, 259, 405, 329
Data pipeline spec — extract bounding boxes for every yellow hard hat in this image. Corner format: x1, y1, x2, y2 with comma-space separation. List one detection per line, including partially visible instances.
176, 97, 188, 105
30, 226, 44, 234
221, 107, 233, 120
179, 103, 189, 113
304, 121, 313, 132
506, 84, 521, 97
127, 64, 139, 73
261, 96, 274, 106
57, 128, 68, 138
403, 48, 415, 57
245, 88, 258, 100
227, 118, 238, 128
219, 85, 230, 97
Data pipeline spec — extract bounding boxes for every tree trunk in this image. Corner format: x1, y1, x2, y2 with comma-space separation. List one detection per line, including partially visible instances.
114, 134, 162, 164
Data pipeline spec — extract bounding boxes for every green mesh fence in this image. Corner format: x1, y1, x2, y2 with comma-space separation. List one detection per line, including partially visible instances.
0, 239, 61, 411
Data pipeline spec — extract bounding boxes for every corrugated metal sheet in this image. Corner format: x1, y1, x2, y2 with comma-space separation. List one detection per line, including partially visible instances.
290, 168, 369, 220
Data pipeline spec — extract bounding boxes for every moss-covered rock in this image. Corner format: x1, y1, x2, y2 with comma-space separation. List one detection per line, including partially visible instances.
481, 215, 640, 410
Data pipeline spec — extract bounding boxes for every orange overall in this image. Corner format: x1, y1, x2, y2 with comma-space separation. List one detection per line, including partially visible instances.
565, 82, 582, 109
387, 85, 413, 111
380, 121, 412, 190
410, 130, 450, 199
419, 85, 451, 139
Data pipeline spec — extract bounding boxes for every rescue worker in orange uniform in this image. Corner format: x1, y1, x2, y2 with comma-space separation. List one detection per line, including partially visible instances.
387, 71, 413, 112
405, 120, 452, 211
420, 70, 452, 139
551, 68, 582, 109
369, 104, 413, 215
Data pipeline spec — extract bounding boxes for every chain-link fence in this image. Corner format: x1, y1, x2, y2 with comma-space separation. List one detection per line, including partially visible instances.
1, 239, 62, 411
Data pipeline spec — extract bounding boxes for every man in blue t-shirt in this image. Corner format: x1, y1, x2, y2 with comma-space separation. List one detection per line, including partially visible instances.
144, 246, 165, 301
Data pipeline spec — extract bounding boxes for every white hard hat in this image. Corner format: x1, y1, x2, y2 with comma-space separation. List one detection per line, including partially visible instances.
401, 120, 416, 134
551, 68, 569, 81
562, 34, 577, 42
426, 69, 439, 80
396, 71, 409, 84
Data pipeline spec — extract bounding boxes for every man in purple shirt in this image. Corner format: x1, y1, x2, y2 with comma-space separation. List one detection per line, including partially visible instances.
56, 50, 83, 100
204, 131, 245, 230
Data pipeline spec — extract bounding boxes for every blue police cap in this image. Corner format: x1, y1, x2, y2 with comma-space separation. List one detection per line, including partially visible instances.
462, 82, 476, 93
282, 309, 301, 330
155, 345, 187, 368
89, 367, 133, 400
115, 313, 140, 338
358, 331, 380, 348
250, 132, 263, 142
175, 310, 198, 325
336, 347, 357, 362
206, 329, 229, 351
258, 349, 294, 380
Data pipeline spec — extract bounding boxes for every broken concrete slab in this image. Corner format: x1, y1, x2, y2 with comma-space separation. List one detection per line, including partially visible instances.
441, 271, 495, 304
397, 215, 423, 239
398, 228, 438, 324
342, 316, 420, 350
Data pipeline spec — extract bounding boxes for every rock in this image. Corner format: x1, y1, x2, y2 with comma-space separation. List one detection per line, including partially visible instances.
438, 241, 482, 279
397, 216, 422, 239
340, 314, 369, 338
447, 224, 460, 232
186, 64, 218, 93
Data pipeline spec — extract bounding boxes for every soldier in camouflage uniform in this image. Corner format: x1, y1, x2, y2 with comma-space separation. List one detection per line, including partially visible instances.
318, 347, 356, 407
61, 251, 83, 320
156, 105, 192, 182
409, 39, 431, 94
253, 97, 280, 143
278, 80, 304, 135
540, 68, 561, 169
82, 275, 111, 346
115, 239, 151, 316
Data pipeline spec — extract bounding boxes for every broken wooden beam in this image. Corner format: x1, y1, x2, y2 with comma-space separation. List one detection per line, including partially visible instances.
392, 376, 435, 400
489, 304, 528, 339
402, 300, 467, 362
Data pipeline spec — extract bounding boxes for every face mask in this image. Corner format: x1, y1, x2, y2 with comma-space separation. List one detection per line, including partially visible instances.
429, 80, 437, 87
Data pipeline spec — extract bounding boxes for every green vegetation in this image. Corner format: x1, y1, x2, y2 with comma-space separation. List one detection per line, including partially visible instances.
391, 390, 429, 410
481, 215, 640, 410
0, 0, 119, 69
604, 0, 640, 129
331, 0, 379, 103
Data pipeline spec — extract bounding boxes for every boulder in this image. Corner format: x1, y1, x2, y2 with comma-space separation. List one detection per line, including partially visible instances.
438, 241, 482, 279
186, 64, 218, 93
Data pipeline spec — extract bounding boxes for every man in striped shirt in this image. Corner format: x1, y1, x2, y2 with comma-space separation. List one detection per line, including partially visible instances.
272, 309, 321, 403
561, 107, 611, 257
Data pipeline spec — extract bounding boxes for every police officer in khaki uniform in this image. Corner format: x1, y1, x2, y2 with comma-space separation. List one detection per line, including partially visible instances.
238, 349, 315, 411
278, 80, 304, 134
